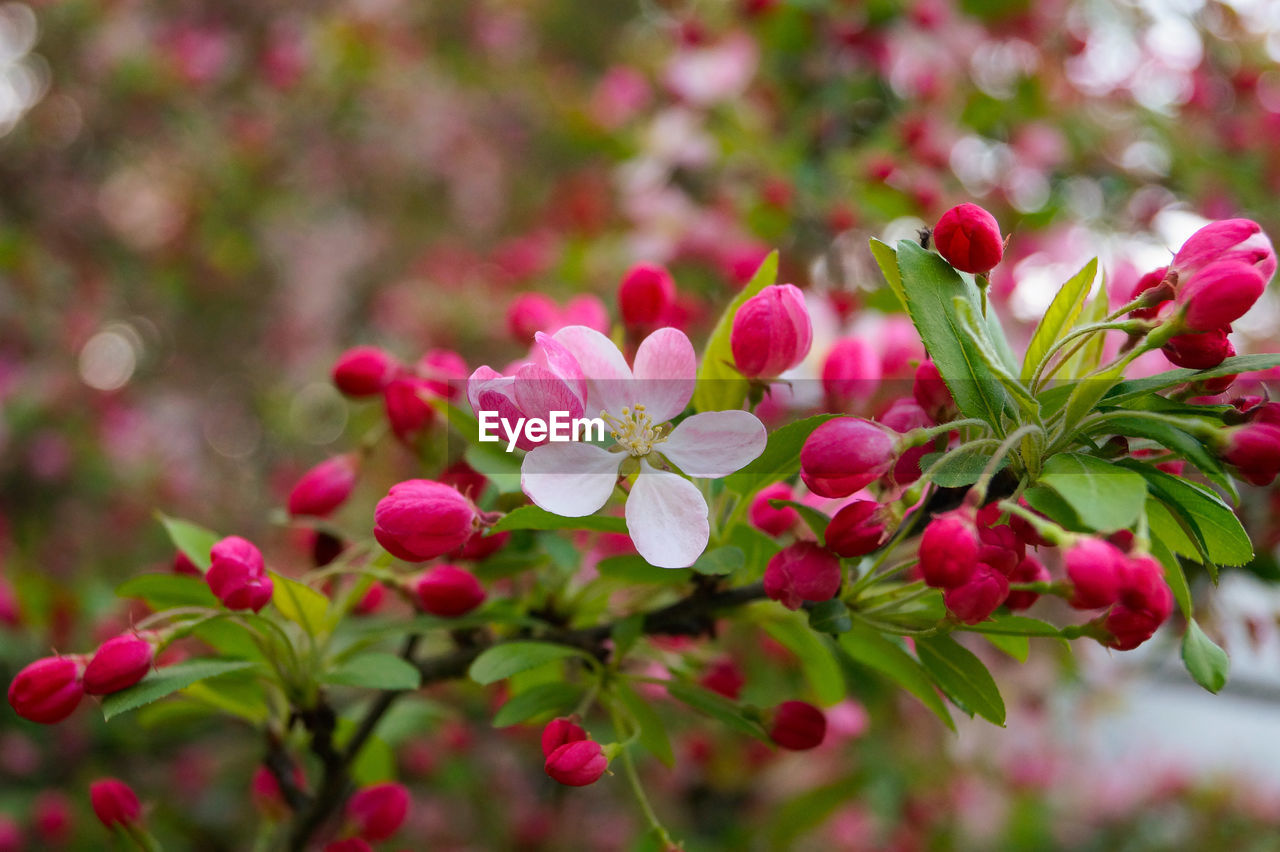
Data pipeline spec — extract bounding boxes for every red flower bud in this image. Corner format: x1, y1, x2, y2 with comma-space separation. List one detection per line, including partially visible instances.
1222, 422, 1280, 486
7, 656, 84, 724
1004, 554, 1049, 611
1064, 537, 1126, 609
545, 740, 608, 786
918, 510, 980, 589
912, 360, 954, 421
731, 284, 813, 379
881, 398, 932, 484
541, 717, 588, 758
410, 564, 485, 617
83, 634, 153, 696
353, 581, 386, 616
89, 778, 141, 828
1172, 218, 1276, 283
800, 418, 897, 498
417, 348, 468, 400
825, 500, 887, 558
768, 700, 826, 751
943, 563, 1010, 624
821, 337, 881, 405
325, 839, 373, 852
287, 454, 358, 518
1127, 266, 1172, 320
374, 480, 477, 561
763, 542, 842, 610
332, 346, 398, 397
207, 536, 274, 613
933, 203, 1004, 274
1118, 554, 1173, 617
507, 294, 559, 342
699, 659, 746, 700
383, 376, 436, 441
618, 263, 676, 328
34, 790, 71, 844
748, 482, 799, 537
1103, 604, 1166, 651
346, 782, 409, 841
172, 551, 201, 576
1162, 328, 1234, 370
1178, 261, 1266, 332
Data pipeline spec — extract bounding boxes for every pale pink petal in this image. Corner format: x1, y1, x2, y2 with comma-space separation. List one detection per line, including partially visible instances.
553, 325, 633, 415
513, 363, 585, 426
660, 410, 767, 477
632, 327, 696, 422
467, 366, 511, 416
626, 461, 709, 568
521, 442, 621, 517
534, 332, 587, 402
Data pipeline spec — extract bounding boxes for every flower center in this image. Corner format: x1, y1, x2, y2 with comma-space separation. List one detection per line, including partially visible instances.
602, 404, 668, 457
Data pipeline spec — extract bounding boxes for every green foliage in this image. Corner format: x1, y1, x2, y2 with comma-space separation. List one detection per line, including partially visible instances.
468, 641, 592, 685
1039, 452, 1147, 533
322, 653, 421, 690
102, 660, 258, 721
1181, 620, 1230, 694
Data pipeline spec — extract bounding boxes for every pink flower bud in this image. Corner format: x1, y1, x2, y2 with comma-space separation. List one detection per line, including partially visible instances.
561, 295, 610, 333
918, 510, 980, 589
287, 455, 358, 518
880, 398, 932, 485
382, 377, 436, 441
1172, 218, 1276, 283
1162, 328, 1234, 370
933, 203, 1004, 274
545, 740, 608, 786
325, 839, 373, 852
172, 551, 201, 576
1127, 266, 1171, 320
7, 656, 84, 724
763, 542, 842, 610
207, 536, 274, 613
912, 360, 953, 422
699, 659, 746, 699
1178, 261, 1266, 331
331, 346, 398, 397
821, 338, 881, 405
943, 564, 1009, 624
507, 294, 559, 342
410, 564, 485, 617
825, 500, 887, 558
748, 482, 799, 536
1004, 554, 1049, 611
800, 418, 897, 498
1118, 554, 1173, 616
353, 582, 386, 616
373, 480, 477, 561
618, 263, 676, 328
1103, 604, 1166, 651
541, 717, 588, 758
346, 782, 409, 841
89, 778, 141, 828
768, 700, 826, 750
1222, 422, 1280, 486
83, 634, 153, 696
1064, 537, 1126, 609
34, 790, 72, 844
417, 349, 468, 400
730, 284, 813, 379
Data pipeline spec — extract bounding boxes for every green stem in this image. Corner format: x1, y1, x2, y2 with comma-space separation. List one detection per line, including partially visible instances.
610, 705, 675, 848
969, 424, 1044, 505
1031, 320, 1148, 393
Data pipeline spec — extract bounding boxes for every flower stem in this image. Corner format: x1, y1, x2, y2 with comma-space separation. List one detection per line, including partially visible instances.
610, 705, 676, 848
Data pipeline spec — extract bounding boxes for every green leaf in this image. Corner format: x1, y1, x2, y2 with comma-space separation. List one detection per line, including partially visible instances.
611, 614, 644, 660
1125, 462, 1252, 570
1066, 274, 1110, 379
1039, 452, 1147, 533
895, 240, 1009, 429
468, 641, 590, 685
723, 414, 840, 495
1059, 363, 1127, 440
1022, 486, 1084, 532
664, 680, 770, 741
914, 635, 1005, 725
692, 250, 779, 413
1147, 526, 1192, 620
921, 447, 1007, 488
115, 574, 216, 609
1021, 258, 1097, 382
964, 614, 1063, 637
983, 633, 1030, 662
1086, 413, 1234, 497
322, 652, 421, 690
157, 513, 220, 572
1099, 354, 1280, 406
762, 614, 845, 705
491, 505, 628, 535
614, 681, 675, 767
952, 297, 1040, 418
868, 238, 907, 308
768, 499, 830, 543
807, 599, 853, 634
1181, 620, 1229, 694
837, 622, 953, 730
492, 682, 582, 728
595, 555, 691, 585
691, 545, 745, 576
181, 675, 270, 724
101, 660, 257, 721
270, 572, 331, 635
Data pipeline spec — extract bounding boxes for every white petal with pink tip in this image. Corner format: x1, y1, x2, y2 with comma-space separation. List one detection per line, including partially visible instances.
521, 442, 622, 518
661, 410, 767, 478
625, 460, 710, 568
632, 327, 697, 423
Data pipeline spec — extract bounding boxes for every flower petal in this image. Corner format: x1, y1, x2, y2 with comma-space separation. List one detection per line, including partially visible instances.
626, 461, 710, 568
513, 363, 585, 426
660, 410, 767, 477
632, 327, 696, 423
467, 366, 512, 417
521, 442, 621, 517
553, 325, 633, 415
534, 332, 588, 402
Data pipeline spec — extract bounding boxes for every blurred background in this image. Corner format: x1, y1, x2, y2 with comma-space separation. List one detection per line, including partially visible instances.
4, 0, 1280, 848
